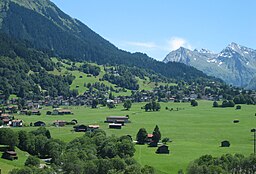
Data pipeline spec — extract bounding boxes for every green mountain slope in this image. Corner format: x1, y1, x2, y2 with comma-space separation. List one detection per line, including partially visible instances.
0, 0, 218, 83
0, 33, 75, 99
0, 33, 171, 99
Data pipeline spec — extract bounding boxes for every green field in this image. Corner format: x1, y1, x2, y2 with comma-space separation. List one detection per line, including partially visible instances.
1, 101, 256, 173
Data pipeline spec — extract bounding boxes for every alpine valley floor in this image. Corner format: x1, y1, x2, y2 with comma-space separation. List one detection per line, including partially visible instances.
1, 100, 255, 174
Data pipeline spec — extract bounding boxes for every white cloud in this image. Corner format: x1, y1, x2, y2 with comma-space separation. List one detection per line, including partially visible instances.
126, 41, 157, 49
168, 37, 192, 51
117, 37, 193, 60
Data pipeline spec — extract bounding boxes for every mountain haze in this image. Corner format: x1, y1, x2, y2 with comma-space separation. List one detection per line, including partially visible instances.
163, 43, 256, 88
0, 0, 221, 84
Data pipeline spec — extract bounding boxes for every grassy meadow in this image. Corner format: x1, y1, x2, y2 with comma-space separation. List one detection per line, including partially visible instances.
49, 58, 173, 96
1, 100, 256, 173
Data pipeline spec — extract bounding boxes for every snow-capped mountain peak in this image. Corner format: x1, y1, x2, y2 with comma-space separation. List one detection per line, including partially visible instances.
228, 42, 241, 51
163, 43, 256, 88
198, 48, 214, 54
221, 42, 256, 58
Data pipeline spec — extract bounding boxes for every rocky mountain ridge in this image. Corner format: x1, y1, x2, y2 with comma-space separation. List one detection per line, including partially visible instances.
163, 43, 256, 89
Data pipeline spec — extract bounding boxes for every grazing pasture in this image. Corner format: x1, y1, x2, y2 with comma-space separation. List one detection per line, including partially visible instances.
0, 101, 255, 174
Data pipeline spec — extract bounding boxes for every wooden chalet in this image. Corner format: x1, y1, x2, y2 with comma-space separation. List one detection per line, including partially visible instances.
19, 109, 28, 115
71, 119, 78, 124
0, 114, 10, 119
147, 134, 154, 142
233, 119, 239, 123
105, 116, 129, 123
2, 118, 10, 125
221, 140, 230, 147
58, 109, 72, 115
87, 125, 100, 132
31, 110, 41, 115
6, 106, 17, 113
109, 123, 122, 129
34, 121, 46, 127
11, 120, 23, 127
2, 151, 18, 160
52, 109, 72, 115
74, 125, 87, 132
0, 114, 11, 124
156, 145, 170, 154
53, 120, 66, 127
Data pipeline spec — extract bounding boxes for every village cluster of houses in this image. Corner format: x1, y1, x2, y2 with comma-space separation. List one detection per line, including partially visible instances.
2, 85, 232, 111
0, 112, 23, 127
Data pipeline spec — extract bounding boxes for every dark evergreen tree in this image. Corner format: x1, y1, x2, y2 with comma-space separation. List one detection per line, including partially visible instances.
123, 100, 132, 110
152, 125, 161, 144
136, 128, 148, 144
92, 99, 99, 108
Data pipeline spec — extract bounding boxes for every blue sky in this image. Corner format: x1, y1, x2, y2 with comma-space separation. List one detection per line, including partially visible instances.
51, 0, 256, 60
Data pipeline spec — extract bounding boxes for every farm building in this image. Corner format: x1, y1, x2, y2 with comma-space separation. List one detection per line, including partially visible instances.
105, 116, 129, 123
0, 114, 11, 119
2, 151, 18, 160
71, 119, 78, 124
31, 110, 41, 115
147, 134, 154, 142
74, 125, 87, 132
109, 123, 122, 129
34, 121, 46, 127
156, 145, 170, 154
87, 125, 100, 132
149, 141, 158, 147
53, 120, 67, 127
0, 114, 11, 125
19, 109, 28, 115
233, 119, 239, 123
52, 109, 72, 115
74, 124, 99, 132
221, 140, 230, 147
6, 106, 17, 113
58, 109, 72, 115
11, 120, 23, 127
115, 120, 125, 126
2, 118, 10, 125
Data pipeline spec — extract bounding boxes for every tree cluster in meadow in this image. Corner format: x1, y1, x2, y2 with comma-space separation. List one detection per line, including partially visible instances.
190, 99, 198, 106
187, 154, 256, 174
0, 127, 155, 174
143, 101, 161, 112
213, 100, 235, 108
136, 125, 161, 145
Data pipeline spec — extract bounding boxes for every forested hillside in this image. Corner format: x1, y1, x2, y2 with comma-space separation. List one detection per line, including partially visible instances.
0, 33, 172, 100
0, 0, 219, 83
0, 33, 75, 99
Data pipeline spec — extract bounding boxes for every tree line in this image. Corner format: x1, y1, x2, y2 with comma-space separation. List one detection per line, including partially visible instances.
187, 153, 256, 174
0, 127, 155, 174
